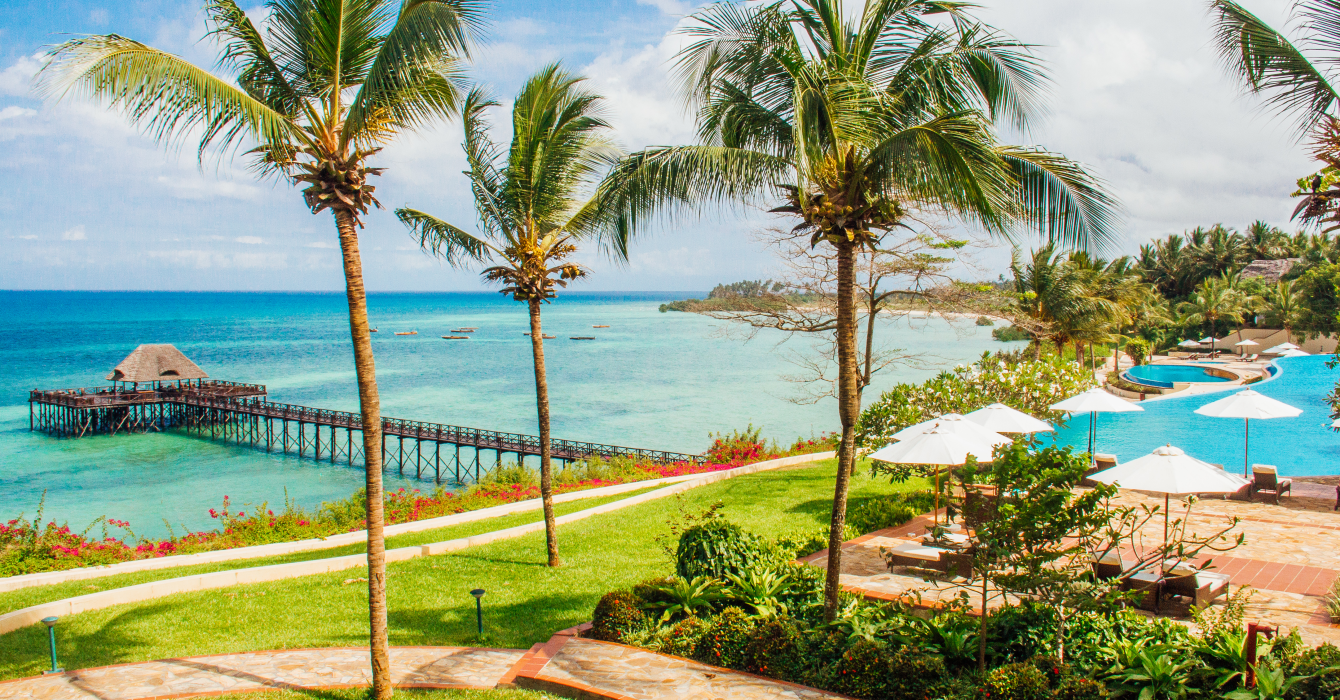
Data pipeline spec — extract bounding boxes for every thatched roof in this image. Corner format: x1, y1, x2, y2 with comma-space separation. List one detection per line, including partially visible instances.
1240, 258, 1301, 284
107, 344, 208, 382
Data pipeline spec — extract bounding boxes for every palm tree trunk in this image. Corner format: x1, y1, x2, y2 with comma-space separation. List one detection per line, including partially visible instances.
528, 299, 561, 567
333, 209, 391, 700
823, 238, 859, 622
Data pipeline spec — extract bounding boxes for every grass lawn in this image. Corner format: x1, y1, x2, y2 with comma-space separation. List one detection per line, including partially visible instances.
0, 486, 661, 616
0, 458, 922, 680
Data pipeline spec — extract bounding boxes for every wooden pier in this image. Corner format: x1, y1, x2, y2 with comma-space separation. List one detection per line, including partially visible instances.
29, 381, 704, 484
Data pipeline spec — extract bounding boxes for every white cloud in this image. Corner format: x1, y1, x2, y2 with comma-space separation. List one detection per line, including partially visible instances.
61, 225, 86, 241
14, 234, 37, 240
235, 236, 263, 244
305, 241, 337, 249
146, 250, 289, 269
0, 53, 43, 97
154, 175, 266, 201
582, 33, 696, 149
636, 0, 696, 16
0, 106, 35, 121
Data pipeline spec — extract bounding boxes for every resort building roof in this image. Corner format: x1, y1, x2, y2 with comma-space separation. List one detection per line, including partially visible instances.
106, 344, 209, 382
1240, 257, 1301, 283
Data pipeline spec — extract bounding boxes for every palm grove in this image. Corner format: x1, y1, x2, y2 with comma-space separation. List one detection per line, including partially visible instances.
46, 0, 1340, 688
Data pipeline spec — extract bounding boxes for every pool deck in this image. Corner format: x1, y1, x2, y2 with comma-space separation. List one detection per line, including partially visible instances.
806, 488, 1340, 646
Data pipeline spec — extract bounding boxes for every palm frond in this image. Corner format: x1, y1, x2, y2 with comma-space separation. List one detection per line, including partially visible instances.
1210, 0, 1339, 133
396, 207, 495, 265
344, 0, 484, 144
205, 0, 307, 118
589, 145, 792, 260
35, 34, 300, 160
998, 146, 1122, 254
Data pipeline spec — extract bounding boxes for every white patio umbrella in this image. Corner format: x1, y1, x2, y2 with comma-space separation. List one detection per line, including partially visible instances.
1178, 339, 1201, 348
890, 413, 1012, 446
869, 427, 999, 524
1280, 348, 1309, 357
1193, 389, 1302, 475
1090, 444, 1249, 546
963, 403, 1055, 434
1233, 339, 1259, 355
1268, 342, 1300, 352
1050, 388, 1144, 457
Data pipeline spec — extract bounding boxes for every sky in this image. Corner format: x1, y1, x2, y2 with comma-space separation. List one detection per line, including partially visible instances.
0, 0, 1317, 291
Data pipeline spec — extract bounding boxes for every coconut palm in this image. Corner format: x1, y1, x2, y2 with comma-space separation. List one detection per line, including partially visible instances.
397, 65, 619, 567
1177, 276, 1248, 352
592, 0, 1119, 621
1246, 220, 1289, 260
34, 2, 484, 694
1261, 279, 1303, 334
1191, 224, 1248, 277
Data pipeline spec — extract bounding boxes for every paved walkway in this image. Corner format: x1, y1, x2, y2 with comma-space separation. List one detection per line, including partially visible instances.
508, 631, 844, 700
0, 648, 524, 700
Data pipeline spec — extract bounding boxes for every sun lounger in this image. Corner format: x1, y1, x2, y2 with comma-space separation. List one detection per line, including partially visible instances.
885, 542, 972, 576
1250, 464, 1292, 504
1245, 354, 1259, 362
1090, 550, 1124, 580
1162, 567, 1231, 610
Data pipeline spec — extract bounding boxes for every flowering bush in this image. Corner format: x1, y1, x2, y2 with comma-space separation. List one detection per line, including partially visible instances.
706, 425, 837, 465
855, 352, 1096, 448
1, 427, 837, 576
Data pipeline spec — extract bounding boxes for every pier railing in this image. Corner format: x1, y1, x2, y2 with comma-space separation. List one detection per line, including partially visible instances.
28, 381, 267, 408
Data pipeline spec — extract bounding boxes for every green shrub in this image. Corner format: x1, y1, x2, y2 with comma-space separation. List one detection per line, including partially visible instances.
590, 590, 648, 643
982, 662, 1053, 700
693, 606, 757, 669
743, 619, 805, 680
847, 491, 935, 534
830, 638, 892, 699
993, 325, 1032, 341
1286, 643, 1340, 699
1055, 675, 1110, 700
631, 576, 677, 606
1123, 338, 1150, 366
988, 602, 1058, 665
886, 646, 950, 700
660, 615, 710, 658
676, 519, 764, 581
977, 316, 996, 326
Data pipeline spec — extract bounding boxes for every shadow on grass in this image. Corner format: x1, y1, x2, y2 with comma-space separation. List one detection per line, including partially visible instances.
390, 593, 591, 648
1, 599, 193, 679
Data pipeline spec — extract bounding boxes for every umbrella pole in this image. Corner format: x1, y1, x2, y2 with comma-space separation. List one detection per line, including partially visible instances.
934, 468, 941, 526
1164, 493, 1170, 556
1244, 418, 1250, 477
1088, 411, 1095, 457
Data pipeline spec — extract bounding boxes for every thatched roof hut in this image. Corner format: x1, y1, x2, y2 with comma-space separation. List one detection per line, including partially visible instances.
1241, 258, 1301, 284
106, 344, 208, 382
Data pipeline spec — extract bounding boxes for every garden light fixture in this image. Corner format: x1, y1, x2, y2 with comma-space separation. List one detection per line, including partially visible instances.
42, 616, 61, 675
470, 589, 485, 637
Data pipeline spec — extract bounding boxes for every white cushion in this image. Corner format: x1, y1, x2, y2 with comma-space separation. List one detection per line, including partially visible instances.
889, 543, 946, 561
1252, 464, 1279, 475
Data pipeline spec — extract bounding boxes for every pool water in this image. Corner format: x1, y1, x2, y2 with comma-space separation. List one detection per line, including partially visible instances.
1124, 363, 1231, 388
1052, 356, 1339, 476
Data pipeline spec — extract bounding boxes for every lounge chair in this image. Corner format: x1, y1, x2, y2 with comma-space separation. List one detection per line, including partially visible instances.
1245, 354, 1259, 362
885, 542, 972, 576
1161, 562, 1231, 610
1091, 550, 1124, 580
1250, 464, 1292, 504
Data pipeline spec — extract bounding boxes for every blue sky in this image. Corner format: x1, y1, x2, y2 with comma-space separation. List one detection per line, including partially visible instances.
0, 0, 1315, 291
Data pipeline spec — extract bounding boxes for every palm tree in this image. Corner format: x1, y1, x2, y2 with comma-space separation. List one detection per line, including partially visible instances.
35, 2, 484, 695
397, 65, 619, 568
1191, 224, 1248, 277
1246, 220, 1288, 260
1177, 276, 1248, 352
592, 0, 1119, 622
1261, 279, 1303, 335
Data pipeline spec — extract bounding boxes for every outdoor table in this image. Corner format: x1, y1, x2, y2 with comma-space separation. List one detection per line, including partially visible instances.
1122, 570, 1163, 611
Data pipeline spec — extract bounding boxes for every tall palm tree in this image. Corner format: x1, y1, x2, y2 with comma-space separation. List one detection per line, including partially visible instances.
1246, 220, 1288, 260
1261, 279, 1303, 335
397, 65, 619, 567
1191, 224, 1248, 277
35, 2, 483, 695
592, 0, 1119, 621
1177, 276, 1248, 352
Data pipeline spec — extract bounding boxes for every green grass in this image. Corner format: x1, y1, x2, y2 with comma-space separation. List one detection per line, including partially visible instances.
0, 459, 922, 680
0, 486, 660, 616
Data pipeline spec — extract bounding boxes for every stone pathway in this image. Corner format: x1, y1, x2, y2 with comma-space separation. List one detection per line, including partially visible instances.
508, 631, 844, 700
0, 647, 524, 700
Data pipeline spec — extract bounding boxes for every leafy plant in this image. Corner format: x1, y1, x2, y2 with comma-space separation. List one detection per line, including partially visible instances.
675, 517, 765, 581
591, 590, 650, 643
724, 568, 792, 618
1102, 644, 1202, 700
1327, 578, 1340, 622
640, 576, 725, 623
1225, 658, 1312, 700
693, 606, 757, 669
1124, 338, 1151, 365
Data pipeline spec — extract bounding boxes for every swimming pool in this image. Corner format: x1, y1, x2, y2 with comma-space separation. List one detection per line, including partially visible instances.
1123, 363, 1232, 388
1052, 356, 1339, 476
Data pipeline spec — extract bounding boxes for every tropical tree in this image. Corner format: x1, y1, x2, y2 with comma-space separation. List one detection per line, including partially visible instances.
397, 65, 620, 567
35, 1, 484, 695
1260, 279, 1303, 334
591, 0, 1119, 619
1192, 224, 1248, 277
1177, 276, 1248, 351
1246, 220, 1289, 260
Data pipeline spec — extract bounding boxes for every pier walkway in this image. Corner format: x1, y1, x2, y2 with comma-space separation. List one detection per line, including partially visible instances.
29, 381, 704, 484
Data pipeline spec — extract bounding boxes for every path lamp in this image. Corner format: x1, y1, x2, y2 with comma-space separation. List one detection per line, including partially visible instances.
42, 616, 61, 675
470, 589, 486, 637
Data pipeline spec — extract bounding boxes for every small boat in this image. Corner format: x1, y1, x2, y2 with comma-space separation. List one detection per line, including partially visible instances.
592, 325, 610, 328
394, 331, 418, 336
370, 328, 378, 333
442, 336, 470, 340
459, 327, 479, 330
449, 329, 475, 333
570, 336, 596, 340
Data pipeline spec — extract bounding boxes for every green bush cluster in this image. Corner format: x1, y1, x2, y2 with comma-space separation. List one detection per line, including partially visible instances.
846, 491, 936, 535
675, 518, 765, 580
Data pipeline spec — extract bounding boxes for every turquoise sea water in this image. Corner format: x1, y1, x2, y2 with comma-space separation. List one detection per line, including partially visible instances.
0, 291, 1013, 536
1052, 355, 1340, 476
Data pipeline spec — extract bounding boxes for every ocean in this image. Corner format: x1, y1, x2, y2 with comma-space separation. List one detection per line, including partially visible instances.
0, 291, 1014, 536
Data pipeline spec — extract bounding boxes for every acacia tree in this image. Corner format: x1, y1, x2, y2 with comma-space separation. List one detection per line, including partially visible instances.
35, 1, 483, 694
398, 65, 620, 567
593, 0, 1119, 620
